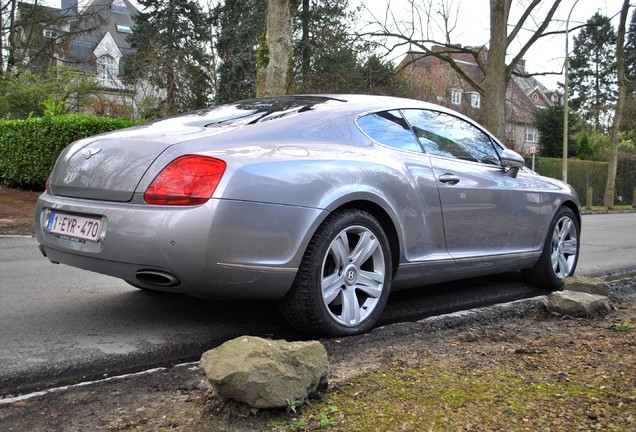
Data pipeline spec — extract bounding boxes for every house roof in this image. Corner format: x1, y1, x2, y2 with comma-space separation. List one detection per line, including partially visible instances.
67, 0, 139, 66
17, 2, 67, 29
84, 0, 137, 49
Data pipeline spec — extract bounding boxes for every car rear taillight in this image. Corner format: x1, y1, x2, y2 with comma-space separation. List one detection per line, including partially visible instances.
144, 155, 226, 205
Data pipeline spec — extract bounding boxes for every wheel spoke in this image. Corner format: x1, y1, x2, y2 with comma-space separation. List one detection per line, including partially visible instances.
550, 226, 560, 268
356, 270, 384, 298
331, 232, 350, 268
561, 218, 573, 237
563, 239, 577, 256
551, 248, 560, 269
321, 272, 344, 304
340, 287, 361, 325
551, 229, 560, 247
557, 252, 569, 276
350, 231, 378, 267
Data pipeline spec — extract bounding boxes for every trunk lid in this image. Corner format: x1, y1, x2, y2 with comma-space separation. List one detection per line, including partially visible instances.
49, 120, 239, 202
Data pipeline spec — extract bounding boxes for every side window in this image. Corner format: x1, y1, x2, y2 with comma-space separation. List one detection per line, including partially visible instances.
357, 110, 422, 152
401, 109, 501, 165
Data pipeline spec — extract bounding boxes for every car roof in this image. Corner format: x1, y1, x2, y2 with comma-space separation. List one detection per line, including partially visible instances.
242, 94, 477, 123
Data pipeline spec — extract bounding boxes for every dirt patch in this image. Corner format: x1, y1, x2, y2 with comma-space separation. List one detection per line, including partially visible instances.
1, 279, 634, 431
0, 186, 41, 236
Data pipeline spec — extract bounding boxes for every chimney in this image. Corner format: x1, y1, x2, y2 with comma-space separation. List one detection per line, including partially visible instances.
62, 0, 78, 20
517, 59, 526, 73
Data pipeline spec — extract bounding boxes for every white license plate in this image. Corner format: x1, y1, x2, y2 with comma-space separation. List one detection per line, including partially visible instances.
46, 212, 103, 242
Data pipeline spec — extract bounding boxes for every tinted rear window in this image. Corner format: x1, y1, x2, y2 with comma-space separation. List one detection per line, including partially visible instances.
195, 97, 343, 127
357, 110, 422, 152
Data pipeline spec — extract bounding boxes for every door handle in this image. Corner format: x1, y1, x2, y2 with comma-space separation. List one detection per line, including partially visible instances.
439, 173, 460, 185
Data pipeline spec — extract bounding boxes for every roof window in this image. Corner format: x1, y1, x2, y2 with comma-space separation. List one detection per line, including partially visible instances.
112, 0, 129, 14
116, 25, 133, 34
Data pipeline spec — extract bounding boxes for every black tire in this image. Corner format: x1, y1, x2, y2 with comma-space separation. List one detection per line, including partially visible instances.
279, 209, 392, 337
522, 206, 580, 289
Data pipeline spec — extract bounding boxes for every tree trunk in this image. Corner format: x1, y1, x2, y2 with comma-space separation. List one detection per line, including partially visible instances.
301, 0, 310, 87
166, 4, 177, 115
256, 0, 300, 97
604, 0, 631, 209
6, 0, 18, 72
0, 13, 3, 77
483, 0, 511, 140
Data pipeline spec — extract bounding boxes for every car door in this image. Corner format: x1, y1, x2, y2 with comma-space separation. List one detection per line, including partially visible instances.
356, 110, 449, 264
401, 109, 542, 262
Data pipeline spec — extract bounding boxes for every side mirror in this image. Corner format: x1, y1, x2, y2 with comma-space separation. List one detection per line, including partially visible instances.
500, 149, 525, 178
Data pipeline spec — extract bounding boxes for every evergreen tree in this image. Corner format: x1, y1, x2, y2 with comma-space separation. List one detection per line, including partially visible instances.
533, 105, 579, 158
576, 131, 595, 160
127, 0, 213, 116
359, 54, 407, 96
213, 0, 405, 102
622, 9, 636, 132
292, 0, 405, 95
212, 0, 266, 103
626, 9, 636, 81
568, 13, 617, 132
292, 0, 356, 92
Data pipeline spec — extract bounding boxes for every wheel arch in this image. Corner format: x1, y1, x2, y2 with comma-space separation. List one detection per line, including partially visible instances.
328, 199, 401, 278
562, 199, 582, 229
540, 198, 582, 244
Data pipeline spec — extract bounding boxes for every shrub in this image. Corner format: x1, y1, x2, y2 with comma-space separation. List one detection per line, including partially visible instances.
576, 131, 595, 160
0, 67, 100, 119
0, 114, 141, 190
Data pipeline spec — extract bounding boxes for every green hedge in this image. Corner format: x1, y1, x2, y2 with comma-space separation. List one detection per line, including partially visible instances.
0, 114, 140, 189
525, 156, 636, 207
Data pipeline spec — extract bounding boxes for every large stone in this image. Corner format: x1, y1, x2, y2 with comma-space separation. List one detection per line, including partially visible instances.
200, 336, 329, 409
545, 290, 611, 317
564, 276, 610, 296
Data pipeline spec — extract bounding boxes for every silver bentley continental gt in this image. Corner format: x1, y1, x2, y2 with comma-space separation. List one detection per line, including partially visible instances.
35, 95, 581, 336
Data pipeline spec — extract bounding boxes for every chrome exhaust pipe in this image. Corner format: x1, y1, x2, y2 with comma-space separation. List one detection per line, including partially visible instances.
135, 270, 180, 287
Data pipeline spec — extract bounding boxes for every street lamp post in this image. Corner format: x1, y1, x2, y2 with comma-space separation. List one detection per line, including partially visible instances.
562, 0, 579, 183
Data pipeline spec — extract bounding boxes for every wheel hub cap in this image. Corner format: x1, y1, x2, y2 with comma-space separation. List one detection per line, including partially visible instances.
344, 265, 358, 286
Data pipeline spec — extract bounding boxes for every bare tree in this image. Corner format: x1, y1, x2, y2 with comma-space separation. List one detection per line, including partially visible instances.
1, 0, 110, 76
256, 0, 301, 96
604, 0, 631, 209
362, 0, 564, 140
1, 0, 18, 76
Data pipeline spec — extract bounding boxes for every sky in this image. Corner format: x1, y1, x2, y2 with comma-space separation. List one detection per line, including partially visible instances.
48, 0, 630, 91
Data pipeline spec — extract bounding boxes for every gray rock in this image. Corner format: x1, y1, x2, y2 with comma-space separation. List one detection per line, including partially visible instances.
564, 276, 610, 296
200, 336, 329, 409
545, 290, 611, 317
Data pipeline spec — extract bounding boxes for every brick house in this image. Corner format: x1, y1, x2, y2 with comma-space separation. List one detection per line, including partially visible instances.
398, 47, 562, 154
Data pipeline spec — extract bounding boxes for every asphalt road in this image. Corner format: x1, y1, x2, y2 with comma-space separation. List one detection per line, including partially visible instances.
1, 212, 635, 396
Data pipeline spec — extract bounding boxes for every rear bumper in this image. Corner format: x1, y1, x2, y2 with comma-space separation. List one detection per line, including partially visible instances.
35, 192, 327, 299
